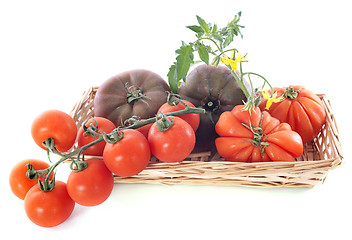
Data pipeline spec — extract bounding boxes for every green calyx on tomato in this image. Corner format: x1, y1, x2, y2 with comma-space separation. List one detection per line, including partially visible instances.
125, 84, 151, 104
156, 114, 175, 132
284, 86, 299, 100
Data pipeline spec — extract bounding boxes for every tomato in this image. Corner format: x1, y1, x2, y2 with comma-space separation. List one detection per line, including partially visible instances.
31, 110, 77, 152
24, 180, 75, 228
215, 105, 303, 162
9, 159, 50, 200
178, 64, 247, 153
157, 99, 200, 132
258, 85, 326, 143
77, 117, 116, 156
103, 129, 151, 177
94, 69, 171, 127
148, 117, 195, 163
67, 159, 114, 206
136, 121, 153, 138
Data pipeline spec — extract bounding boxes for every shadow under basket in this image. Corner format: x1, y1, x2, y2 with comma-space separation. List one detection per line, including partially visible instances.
70, 86, 344, 188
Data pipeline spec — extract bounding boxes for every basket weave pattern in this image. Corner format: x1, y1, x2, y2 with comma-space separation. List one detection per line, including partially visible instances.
70, 87, 343, 187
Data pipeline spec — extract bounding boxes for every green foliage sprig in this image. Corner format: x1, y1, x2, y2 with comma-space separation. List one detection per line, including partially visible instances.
167, 12, 244, 93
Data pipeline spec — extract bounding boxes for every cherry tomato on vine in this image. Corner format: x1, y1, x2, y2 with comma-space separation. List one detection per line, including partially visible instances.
9, 159, 50, 200
77, 117, 116, 156
157, 100, 200, 132
67, 159, 114, 206
24, 180, 75, 228
148, 116, 195, 163
103, 129, 151, 177
31, 110, 77, 152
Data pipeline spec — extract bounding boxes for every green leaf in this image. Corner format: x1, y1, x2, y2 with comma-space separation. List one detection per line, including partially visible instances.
198, 44, 209, 65
196, 15, 210, 33
175, 44, 194, 82
186, 25, 204, 34
223, 28, 235, 48
167, 63, 178, 93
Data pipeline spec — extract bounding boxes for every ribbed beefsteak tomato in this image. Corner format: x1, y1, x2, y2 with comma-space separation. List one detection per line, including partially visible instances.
94, 69, 170, 127
259, 85, 326, 143
215, 105, 303, 162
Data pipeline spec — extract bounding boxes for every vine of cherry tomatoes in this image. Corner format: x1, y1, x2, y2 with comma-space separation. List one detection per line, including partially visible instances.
9, 97, 200, 228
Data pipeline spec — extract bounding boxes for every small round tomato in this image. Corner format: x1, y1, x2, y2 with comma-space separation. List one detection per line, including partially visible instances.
157, 99, 200, 132
24, 180, 75, 228
103, 129, 151, 177
77, 117, 116, 156
67, 159, 114, 206
9, 159, 50, 200
148, 117, 195, 163
136, 120, 153, 138
31, 110, 77, 152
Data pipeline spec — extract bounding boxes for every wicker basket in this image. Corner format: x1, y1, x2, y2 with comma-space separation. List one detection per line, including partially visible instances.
70, 87, 344, 188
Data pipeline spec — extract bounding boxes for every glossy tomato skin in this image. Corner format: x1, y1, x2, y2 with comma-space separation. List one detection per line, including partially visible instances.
148, 117, 195, 163
31, 110, 77, 152
215, 105, 303, 162
9, 159, 50, 200
67, 159, 114, 206
157, 100, 200, 132
103, 129, 151, 177
178, 64, 247, 153
259, 85, 326, 143
77, 117, 116, 156
24, 180, 75, 228
94, 69, 171, 127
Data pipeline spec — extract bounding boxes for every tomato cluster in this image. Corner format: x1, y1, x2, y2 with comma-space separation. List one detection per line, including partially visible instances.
9, 96, 200, 228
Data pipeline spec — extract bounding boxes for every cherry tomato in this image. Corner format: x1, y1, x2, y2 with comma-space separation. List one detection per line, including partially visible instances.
9, 159, 50, 200
136, 120, 153, 138
77, 117, 116, 156
148, 117, 195, 163
31, 110, 77, 152
67, 159, 114, 206
24, 180, 75, 228
157, 100, 200, 132
103, 129, 151, 177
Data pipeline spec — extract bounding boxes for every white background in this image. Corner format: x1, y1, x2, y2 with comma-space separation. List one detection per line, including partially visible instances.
1, 0, 351, 239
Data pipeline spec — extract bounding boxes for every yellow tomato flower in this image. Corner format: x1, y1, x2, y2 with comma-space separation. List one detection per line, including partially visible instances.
262, 89, 284, 109
220, 52, 246, 71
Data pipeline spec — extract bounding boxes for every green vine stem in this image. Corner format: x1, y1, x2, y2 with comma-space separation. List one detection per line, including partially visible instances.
27, 103, 206, 191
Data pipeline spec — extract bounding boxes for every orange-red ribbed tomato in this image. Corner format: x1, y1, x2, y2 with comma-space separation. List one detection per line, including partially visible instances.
215, 105, 303, 162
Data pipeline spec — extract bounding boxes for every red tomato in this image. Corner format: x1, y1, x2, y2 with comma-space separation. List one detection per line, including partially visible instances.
157, 100, 200, 132
259, 85, 326, 143
24, 180, 75, 228
148, 117, 195, 163
103, 129, 151, 177
215, 105, 303, 162
67, 159, 114, 206
77, 117, 116, 156
31, 110, 77, 152
9, 159, 50, 200
136, 120, 153, 138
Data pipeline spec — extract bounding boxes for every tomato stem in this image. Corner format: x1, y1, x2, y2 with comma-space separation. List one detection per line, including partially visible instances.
27, 104, 206, 187
284, 87, 299, 100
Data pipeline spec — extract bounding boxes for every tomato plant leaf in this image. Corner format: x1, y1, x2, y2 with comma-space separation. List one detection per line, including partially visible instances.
186, 25, 204, 34
175, 43, 194, 82
167, 63, 178, 93
196, 15, 210, 33
198, 44, 209, 65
